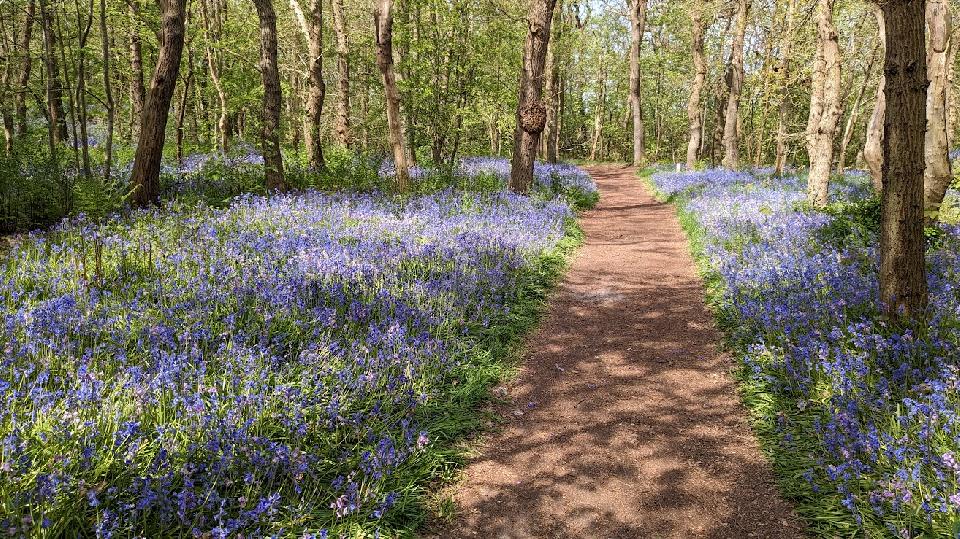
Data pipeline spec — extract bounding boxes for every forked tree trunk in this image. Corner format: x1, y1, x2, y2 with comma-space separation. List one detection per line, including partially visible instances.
628, 0, 647, 166
805, 0, 841, 207
331, 0, 351, 147
252, 0, 286, 191
374, 0, 409, 192
200, 0, 229, 153
879, 0, 928, 319
722, 0, 749, 169
128, 1, 145, 141
773, 0, 796, 175
509, 0, 558, 193
865, 6, 886, 191
130, 0, 187, 207
15, 0, 35, 136
290, 0, 326, 169
686, 0, 706, 170
923, 0, 952, 221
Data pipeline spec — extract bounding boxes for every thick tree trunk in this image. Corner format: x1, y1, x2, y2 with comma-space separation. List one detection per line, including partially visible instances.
290, 0, 326, 169
879, 0, 928, 319
252, 0, 286, 191
865, 6, 886, 191
686, 0, 706, 170
15, 0, 35, 136
128, 1, 145, 141
39, 0, 67, 145
923, 0, 952, 221
331, 0, 350, 147
805, 0, 841, 207
509, 0, 557, 193
628, 0, 647, 166
129, 0, 187, 207
375, 0, 409, 191
721, 0, 749, 169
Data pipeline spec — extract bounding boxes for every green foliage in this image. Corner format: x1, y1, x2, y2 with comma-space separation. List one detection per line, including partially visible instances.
816, 195, 881, 248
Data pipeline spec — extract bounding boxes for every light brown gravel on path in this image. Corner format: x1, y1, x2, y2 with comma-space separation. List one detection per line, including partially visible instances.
433, 165, 804, 538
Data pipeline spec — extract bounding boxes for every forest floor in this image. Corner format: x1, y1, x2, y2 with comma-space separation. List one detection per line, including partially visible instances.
430, 165, 805, 538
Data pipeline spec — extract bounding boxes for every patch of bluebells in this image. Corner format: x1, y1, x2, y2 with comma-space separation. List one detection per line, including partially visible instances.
0, 182, 584, 535
650, 169, 960, 535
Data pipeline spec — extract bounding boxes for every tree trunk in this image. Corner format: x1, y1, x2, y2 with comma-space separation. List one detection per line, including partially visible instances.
543, 2, 562, 163
128, 1, 145, 141
837, 47, 877, 173
100, 0, 114, 183
589, 66, 605, 161
130, 0, 187, 207
879, 0, 928, 319
0, 7, 14, 154
923, 0, 952, 221
331, 0, 350, 147
773, 0, 796, 175
805, 0, 841, 207
73, 0, 94, 178
865, 5, 886, 191
290, 0, 326, 169
252, 0, 286, 191
509, 0, 558, 193
200, 0, 229, 153
721, 0, 749, 169
374, 0, 409, 192
15, 0, 34, 136
39, 0, 67, 145
628, 0, 647, 166
686, 0, 706, 170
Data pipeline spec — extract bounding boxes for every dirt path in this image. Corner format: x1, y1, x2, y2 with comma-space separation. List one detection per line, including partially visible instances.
435, 165, 803, 538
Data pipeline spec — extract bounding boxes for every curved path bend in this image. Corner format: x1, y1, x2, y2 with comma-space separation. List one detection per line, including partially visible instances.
434, 165, 803, 538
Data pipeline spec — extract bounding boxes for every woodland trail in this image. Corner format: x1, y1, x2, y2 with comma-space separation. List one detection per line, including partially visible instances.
433, 165, 804, 538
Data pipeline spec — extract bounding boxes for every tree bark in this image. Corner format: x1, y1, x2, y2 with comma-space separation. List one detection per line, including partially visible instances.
15, 0, 34, 136
331, 0, 351, 147
879, 0, 928, 319
39, 0, 67, 145
773, 0, 796, 175
100, 0, 114, 182
837, 46, 878, 173
721, 0, 749, 169
374, 0, 409, 192
686, 0, 706, 170
589, 65, 605, 161
129, 0, 187, 207
0, 7, 15, 154
128, 1, 146, 141
805, 0, 841, 207
252, 0, 286, 191
509, 0, 557, 193
865, 5, 886, 191
628, 0, 647, 166
923, 0, 952, 221
543, 1, 562, 163
200, 0, 229, 153
290, 0, 326, 169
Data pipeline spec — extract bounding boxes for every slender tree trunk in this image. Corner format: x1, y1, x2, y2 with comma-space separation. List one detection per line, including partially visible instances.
686, 0, 706, 170
15, 0, 35, 136
865, 5, 886, 191
0, 8, 14, 154
543, 2, 562, 163
805, 0, 841, 207
923, 0, 952, 221
252, 0, 285, 190
200, 0, 228, 153
331, 0, 350, 147
73, 0, 94, 178
721, 0, 749, 169
39, 0, 67, 144
879, 0, 928, 319
374, 0, 409, 191
99, 0, 114, 183
837, 47, 878, 173
628, 0, 647, 166
509, 0, 558, 193
773, 0, 796, 175
130, 0, 187, 207
128, 1, 145, 141
589, 66, 605, 161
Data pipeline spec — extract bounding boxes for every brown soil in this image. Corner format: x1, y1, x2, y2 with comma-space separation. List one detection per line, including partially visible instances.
429, 165, 804, 538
